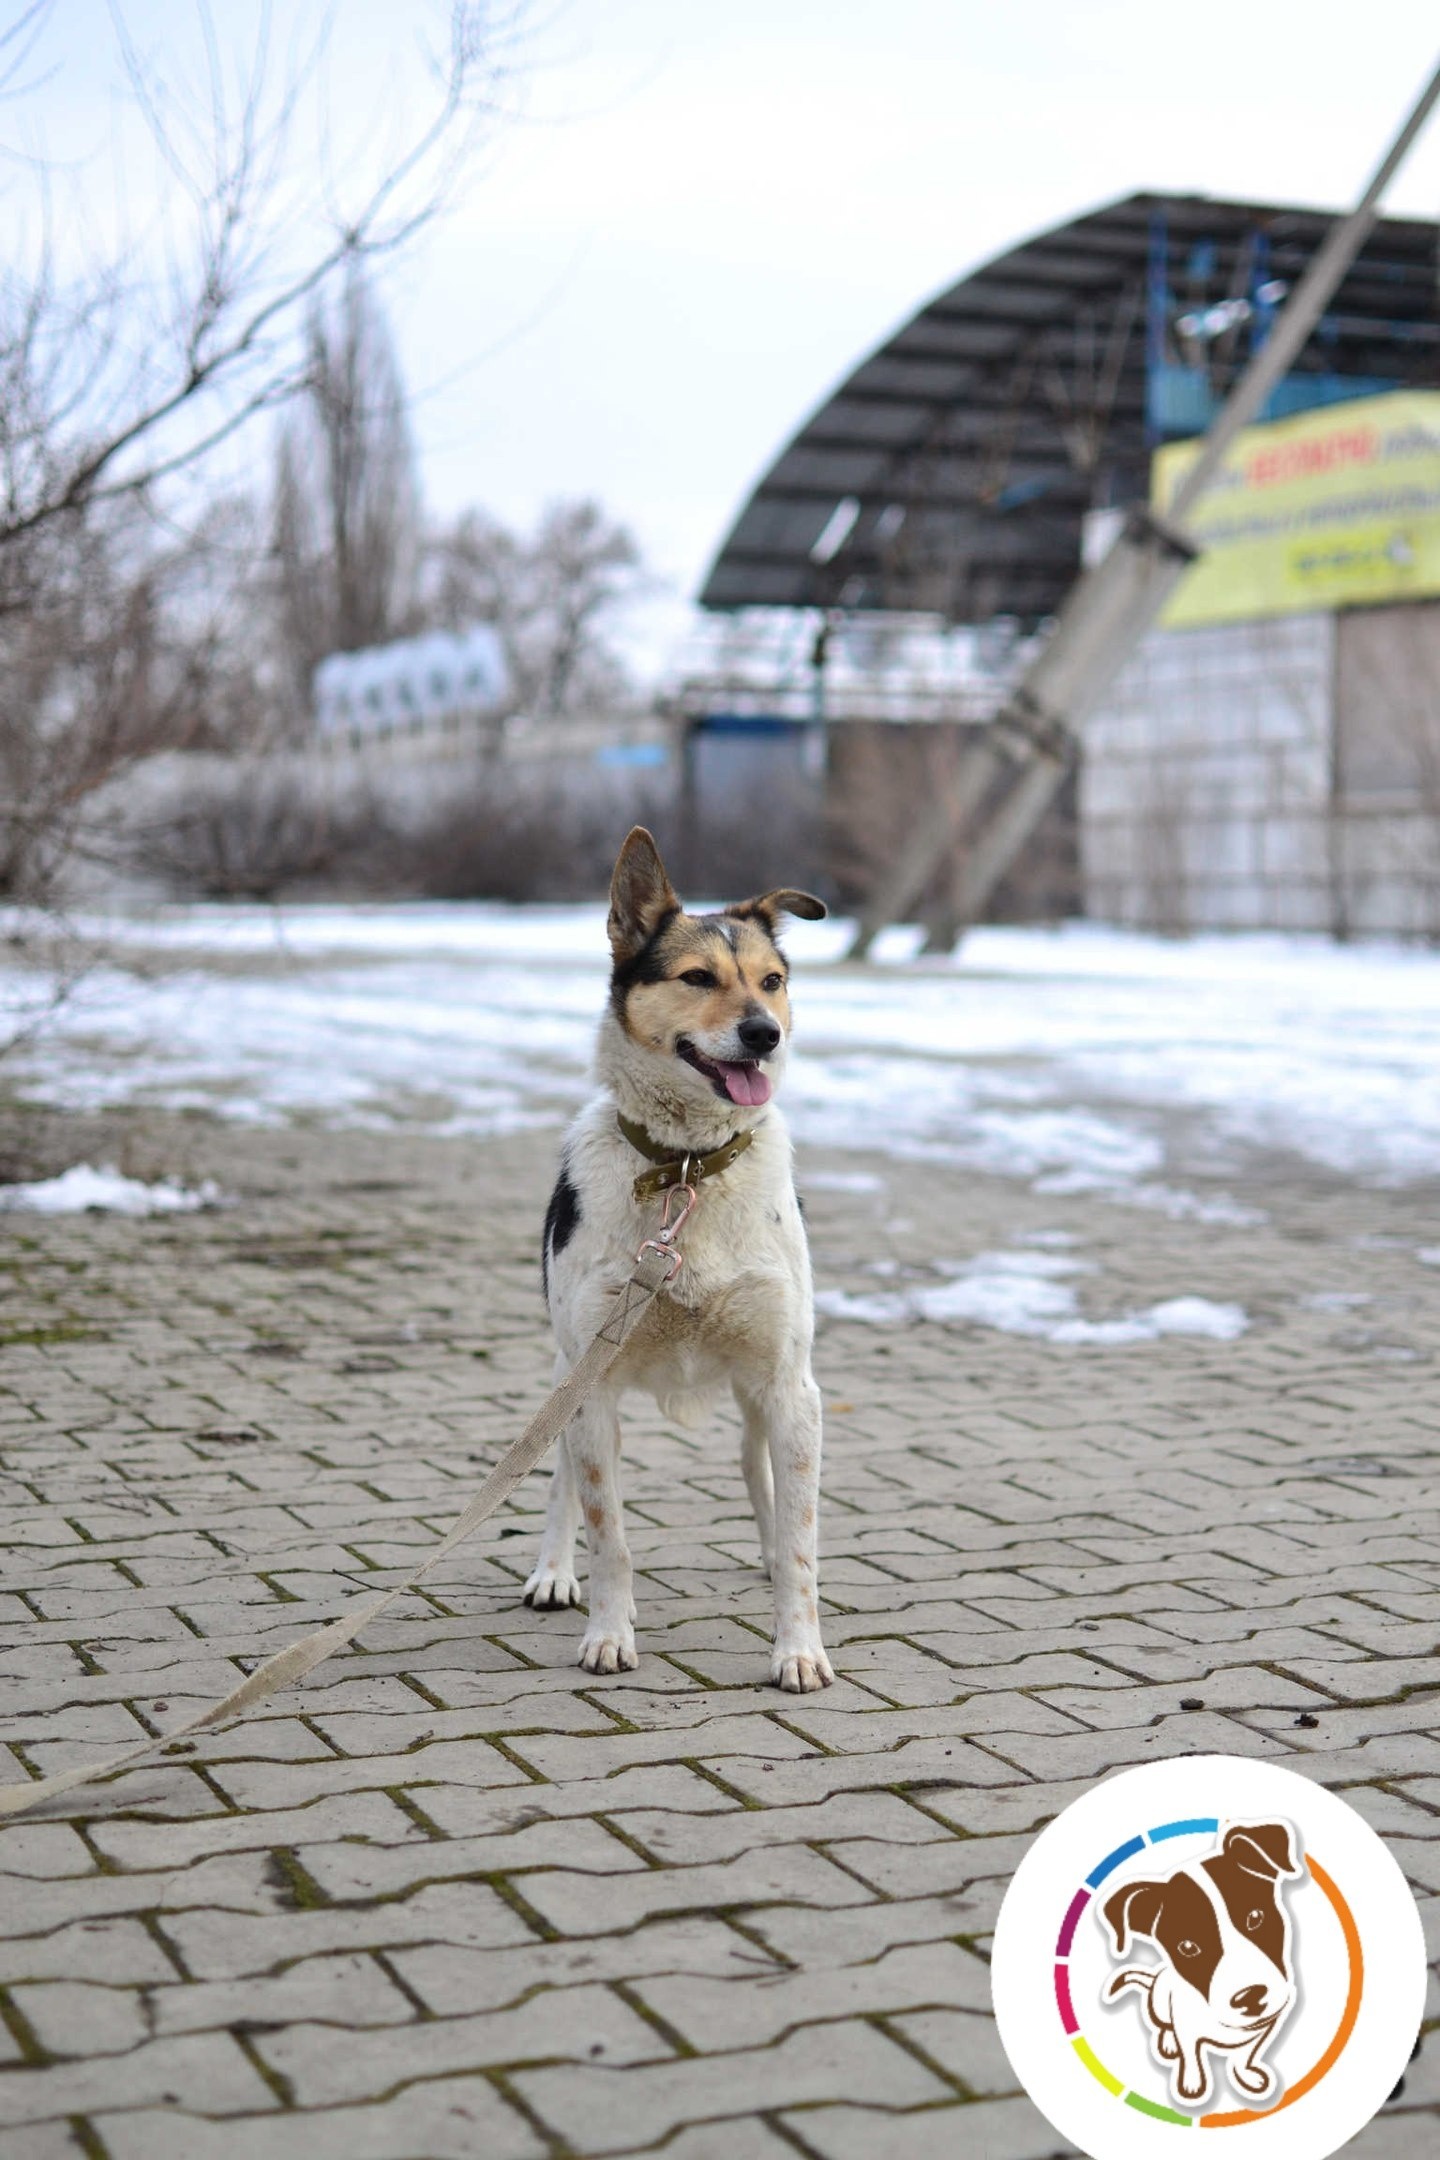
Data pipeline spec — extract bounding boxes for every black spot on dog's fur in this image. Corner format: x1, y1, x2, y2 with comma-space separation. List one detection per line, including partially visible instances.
541, 1164, 581, 1301
609, 905, 680, 1006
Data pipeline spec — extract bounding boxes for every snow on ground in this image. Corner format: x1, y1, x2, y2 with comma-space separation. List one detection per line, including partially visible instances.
0, 1165, 221, 1215
815, 1246, 1249, 1346
2, 905, 1439, 1207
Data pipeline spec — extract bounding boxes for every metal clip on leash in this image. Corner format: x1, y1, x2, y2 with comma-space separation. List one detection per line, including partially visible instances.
636, 1156, 697, 1281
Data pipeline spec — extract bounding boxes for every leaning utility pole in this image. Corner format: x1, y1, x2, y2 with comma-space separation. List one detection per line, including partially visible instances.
847, 55, 1440, 961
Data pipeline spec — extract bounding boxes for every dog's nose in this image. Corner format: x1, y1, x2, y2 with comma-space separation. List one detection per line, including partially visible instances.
737, 1014, 782, 1057
1230, 1985, 1268, 2018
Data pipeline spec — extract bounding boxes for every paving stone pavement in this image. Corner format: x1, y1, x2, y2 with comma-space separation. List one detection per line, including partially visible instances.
2, 1101, 1439, 2157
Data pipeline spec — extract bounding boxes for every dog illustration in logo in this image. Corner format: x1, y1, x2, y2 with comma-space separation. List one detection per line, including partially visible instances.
1101, 1821, 1304, 2109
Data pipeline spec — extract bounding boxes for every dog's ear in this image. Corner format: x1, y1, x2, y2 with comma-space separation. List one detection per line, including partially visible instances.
1223, 1822, 1300, 1881
1103, 1877, 1166, 1954
609, 827, 679, 963
728, 888, 828, 929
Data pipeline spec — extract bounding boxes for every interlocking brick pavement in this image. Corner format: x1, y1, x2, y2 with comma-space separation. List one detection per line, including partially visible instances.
2, 1102, 1439, 2156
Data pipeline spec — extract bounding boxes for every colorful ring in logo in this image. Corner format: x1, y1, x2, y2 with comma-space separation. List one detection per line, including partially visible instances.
1052, 1815, 1363, 2128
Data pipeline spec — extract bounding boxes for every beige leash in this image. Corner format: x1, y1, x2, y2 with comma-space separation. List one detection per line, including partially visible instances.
0, 1210, 694, 1824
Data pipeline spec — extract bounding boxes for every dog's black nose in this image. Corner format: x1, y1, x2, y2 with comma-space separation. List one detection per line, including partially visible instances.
1230, 1985, 1268, 2018
737, 1014, 782, 1057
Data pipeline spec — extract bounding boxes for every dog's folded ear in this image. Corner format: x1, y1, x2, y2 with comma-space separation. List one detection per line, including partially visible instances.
609, 827, 679, 962
1103, 1877, 1166, 1954
728, 888, 828, 928
1223, 1822, 1301, 1881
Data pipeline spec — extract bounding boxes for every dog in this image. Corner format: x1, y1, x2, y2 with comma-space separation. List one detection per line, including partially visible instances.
524, 825, 836, 1694
1101, 1821, 1303, 2109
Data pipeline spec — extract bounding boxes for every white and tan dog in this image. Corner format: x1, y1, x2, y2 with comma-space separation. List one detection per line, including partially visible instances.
525, 825, 835, 1694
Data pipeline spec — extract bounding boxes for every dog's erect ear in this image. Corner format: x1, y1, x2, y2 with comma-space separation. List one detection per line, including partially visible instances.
1223, 1823, 1300, 1881
727, 888, 828, 929
609, 827, 679, 963
1103, 1877, 1166, 1954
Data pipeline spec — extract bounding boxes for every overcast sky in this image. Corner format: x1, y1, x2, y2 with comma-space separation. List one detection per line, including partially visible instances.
16, 3, 1440, 671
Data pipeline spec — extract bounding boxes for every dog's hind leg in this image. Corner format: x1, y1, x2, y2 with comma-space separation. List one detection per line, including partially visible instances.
739, 1370, 834, 1693
737, 1392, 775, 1577
523, 1418, 583, 1612
567, 1386, 638, 1675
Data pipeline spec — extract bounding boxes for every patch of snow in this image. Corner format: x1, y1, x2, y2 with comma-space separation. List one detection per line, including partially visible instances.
816, 1248, 1249, 1347
4, 905, 1439, 1197
1140, 1296, 1250, 1341
1418, 1248, 1440, 1268
803, 1170, 887, 1193
0, 1164, 221, 1215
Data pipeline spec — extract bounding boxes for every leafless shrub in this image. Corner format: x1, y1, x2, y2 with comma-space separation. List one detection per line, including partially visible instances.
137, 761, 391, 900
393, 770, 674, 902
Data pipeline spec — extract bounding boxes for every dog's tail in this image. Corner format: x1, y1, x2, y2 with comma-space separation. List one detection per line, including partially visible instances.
1105, 1967, 1157, 2003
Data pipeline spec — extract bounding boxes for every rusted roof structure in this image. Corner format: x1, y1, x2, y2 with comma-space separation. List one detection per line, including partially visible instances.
699, 191, 1440, 627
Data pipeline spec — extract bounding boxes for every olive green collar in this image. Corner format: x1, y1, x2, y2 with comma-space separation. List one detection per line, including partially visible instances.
617, 1113, 756, 1201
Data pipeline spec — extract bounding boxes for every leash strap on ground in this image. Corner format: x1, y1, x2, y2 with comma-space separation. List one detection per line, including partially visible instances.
0, 1246, 679, 1824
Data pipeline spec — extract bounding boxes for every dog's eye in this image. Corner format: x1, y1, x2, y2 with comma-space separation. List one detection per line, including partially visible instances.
680, 969, 717, 989
1246, 1910, 1265, 1932
761, 972, 785, 993
1178, 1939, 1201, 1958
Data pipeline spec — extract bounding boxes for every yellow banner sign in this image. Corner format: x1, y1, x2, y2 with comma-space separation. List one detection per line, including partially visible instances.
1151, 389, 1440, 627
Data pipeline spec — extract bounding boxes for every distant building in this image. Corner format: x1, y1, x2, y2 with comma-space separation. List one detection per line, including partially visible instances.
689, 191, 1440, 934
1078, 389, 1440, 936
313, 627, 510, 749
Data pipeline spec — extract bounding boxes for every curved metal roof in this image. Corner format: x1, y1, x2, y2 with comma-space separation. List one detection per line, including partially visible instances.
699, 190, 1440, 627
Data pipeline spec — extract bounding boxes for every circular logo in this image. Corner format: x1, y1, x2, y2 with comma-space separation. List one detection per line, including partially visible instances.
991, 1755, 1424, 2159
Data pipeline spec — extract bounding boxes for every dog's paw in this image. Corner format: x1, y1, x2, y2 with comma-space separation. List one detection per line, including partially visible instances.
771, 1640, 834, 1693
578, 1625, 638, 1675
1157, 2028, 1180, 2060
1230, 2062, 1274, 2098
523, 1562, 582, 1610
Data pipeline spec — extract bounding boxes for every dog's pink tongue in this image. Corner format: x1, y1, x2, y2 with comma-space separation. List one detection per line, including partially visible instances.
716, 1061, 772, 1106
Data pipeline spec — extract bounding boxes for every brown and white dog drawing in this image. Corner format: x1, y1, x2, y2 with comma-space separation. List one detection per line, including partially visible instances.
1101, 1821, 1304, 2109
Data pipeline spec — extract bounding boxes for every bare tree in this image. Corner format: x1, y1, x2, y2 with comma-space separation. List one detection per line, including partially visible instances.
271, 264, 423, 721
0, 0, 516, 902
0, 492, 275, 899
428, 496, 645, 718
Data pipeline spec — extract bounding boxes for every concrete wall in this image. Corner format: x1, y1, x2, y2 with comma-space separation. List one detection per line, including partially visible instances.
1082, 613, 1337, 933
1082, 601, 1440, 937
1332, 604, 1440, 941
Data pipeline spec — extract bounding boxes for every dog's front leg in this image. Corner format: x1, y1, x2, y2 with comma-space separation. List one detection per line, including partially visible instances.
1174, 2034, 1212, 2107
523, 1364, 583, 1611
738, 1392, 775, 1576
743, 1371, 834, 1693
568, 1388, 638, 1675
1230, 2026, 1279, 2099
